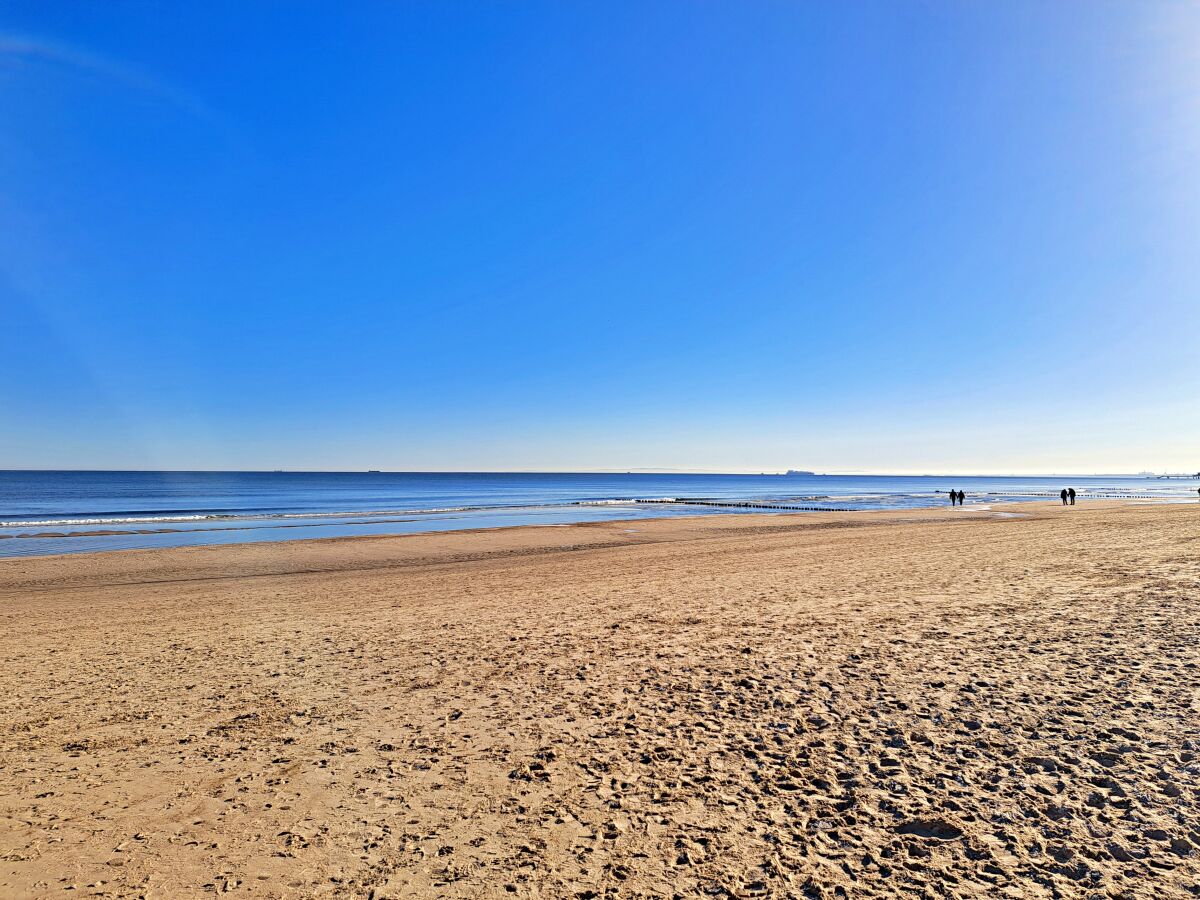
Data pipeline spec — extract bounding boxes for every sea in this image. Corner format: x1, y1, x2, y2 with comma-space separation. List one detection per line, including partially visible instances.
0, 470, 1195, 559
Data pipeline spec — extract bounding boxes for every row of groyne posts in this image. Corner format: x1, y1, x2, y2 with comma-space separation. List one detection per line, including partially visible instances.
634, 498, 856, 512
982, 491, 1167, 500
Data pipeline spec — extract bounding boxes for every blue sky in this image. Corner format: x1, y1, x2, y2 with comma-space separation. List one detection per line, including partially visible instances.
2, 2, 1198, 473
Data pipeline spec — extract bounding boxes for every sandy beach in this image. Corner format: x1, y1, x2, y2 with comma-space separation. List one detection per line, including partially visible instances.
1, 501, 1197, 899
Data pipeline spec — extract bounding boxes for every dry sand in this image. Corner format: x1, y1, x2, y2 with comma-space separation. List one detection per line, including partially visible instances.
0, 502, 1198, 899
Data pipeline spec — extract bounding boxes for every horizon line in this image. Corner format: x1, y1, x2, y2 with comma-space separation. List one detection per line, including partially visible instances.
0, 468, 1184, 478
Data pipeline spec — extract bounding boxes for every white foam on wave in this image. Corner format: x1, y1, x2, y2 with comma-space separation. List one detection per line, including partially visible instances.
0, 514, 221, 527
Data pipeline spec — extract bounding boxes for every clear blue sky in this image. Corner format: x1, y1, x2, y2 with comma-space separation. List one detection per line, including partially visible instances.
2, 2, 1197, 473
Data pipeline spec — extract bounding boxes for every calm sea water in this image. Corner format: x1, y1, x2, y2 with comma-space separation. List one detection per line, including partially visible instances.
0, 471, 1195, 558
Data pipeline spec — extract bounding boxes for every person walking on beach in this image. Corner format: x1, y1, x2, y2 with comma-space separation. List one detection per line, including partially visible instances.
958, 490, 966, 506
948, 490, 957, 506
1060, 488, 1069, 506
1068, 487, 1076, 506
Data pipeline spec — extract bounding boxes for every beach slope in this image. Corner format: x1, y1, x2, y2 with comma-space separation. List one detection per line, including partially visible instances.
1, 503, 1197, 898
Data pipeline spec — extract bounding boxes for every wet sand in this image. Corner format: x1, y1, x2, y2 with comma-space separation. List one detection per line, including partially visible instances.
1, 502, 1198, 898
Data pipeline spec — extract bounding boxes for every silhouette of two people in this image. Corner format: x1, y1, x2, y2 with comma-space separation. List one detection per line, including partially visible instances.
1060, 488, 1076, 506
948, 489, 965, 506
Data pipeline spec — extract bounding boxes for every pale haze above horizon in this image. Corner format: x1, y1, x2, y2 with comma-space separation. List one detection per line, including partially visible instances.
3, 2, 1198, 475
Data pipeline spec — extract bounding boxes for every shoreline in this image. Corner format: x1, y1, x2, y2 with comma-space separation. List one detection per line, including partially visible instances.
5, 469, 1196, 561
2, 495, 1192, 564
